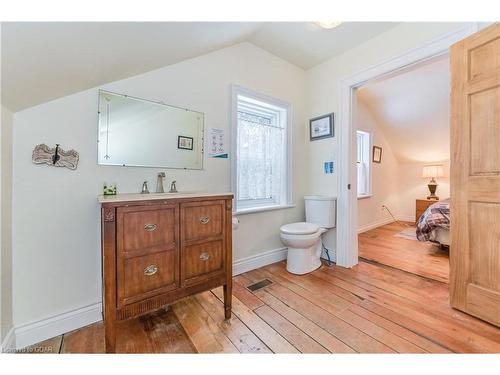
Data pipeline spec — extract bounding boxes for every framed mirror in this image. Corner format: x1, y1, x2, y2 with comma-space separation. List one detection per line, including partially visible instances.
98, 90, 204, 169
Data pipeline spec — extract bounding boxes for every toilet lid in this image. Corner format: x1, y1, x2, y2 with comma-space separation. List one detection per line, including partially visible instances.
280, 222, 319, 235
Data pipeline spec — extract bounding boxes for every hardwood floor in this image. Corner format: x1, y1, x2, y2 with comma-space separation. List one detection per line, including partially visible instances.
358, 222, 450, 283
25, 309, 196, 354
26, 258, 500, 353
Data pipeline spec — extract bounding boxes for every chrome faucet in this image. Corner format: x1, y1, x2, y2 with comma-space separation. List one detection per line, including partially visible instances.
141, 181, 150, 194
156, 172, 166, 193
169, 180, 178, 193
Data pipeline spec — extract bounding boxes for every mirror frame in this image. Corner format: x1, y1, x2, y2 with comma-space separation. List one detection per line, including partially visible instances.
97, 89, 205, 170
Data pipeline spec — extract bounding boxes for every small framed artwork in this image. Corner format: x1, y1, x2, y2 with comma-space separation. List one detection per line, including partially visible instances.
178, 136, 194, 150
373, 146, 382, 163
310, 113, 334, 141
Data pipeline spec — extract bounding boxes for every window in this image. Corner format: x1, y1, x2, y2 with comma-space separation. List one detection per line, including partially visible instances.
231, 86, 291, 213
357, 130, 371, 197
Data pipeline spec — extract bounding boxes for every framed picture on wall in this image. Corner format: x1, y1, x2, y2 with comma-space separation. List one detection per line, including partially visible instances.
309, 113, 334, 140
373, 146, 382, 163
178, 136, 194, 150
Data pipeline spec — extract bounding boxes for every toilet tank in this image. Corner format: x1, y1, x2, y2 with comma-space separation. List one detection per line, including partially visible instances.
305, 195, 336, 229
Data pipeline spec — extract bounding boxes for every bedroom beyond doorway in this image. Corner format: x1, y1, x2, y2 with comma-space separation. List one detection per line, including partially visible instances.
354, 54, 451, 282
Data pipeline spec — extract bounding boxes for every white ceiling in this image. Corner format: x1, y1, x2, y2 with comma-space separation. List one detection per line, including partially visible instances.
248, 22, 399, 69
357, 55, 450, 163
1, 22, 399, 111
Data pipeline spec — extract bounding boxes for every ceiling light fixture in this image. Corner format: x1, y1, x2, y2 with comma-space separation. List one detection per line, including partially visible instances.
315, 22, 342, 30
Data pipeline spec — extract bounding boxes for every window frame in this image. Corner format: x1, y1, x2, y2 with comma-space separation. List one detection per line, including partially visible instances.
231, 84, 293, 214
356, 130, 372, 199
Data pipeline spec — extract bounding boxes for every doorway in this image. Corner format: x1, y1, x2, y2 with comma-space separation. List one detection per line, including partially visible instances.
354, 55, 451, 283
335, 24, 477, 269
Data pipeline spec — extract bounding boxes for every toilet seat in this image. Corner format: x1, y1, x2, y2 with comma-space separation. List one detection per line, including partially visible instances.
280, 222, 319, 235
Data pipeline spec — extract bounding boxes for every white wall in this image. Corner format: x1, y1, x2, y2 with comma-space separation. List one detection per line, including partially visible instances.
397, 160, 450, 221
12, 42, 307, 336
305, 22, 475, 244
355, 99, 400, 231
1, 104, 14, 347
355, 98, 451, 229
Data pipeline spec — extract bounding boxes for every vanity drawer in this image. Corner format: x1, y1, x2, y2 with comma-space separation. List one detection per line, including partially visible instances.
183, 239, 224, 283
181, 201, 224, 242
118, 250, 178, 305
117, 204, 178, 256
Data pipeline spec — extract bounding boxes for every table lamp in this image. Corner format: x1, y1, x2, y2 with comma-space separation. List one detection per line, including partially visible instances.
422, 165, 444, 200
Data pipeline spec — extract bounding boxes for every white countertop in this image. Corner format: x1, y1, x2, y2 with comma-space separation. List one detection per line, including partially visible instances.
98, 192, 233, 204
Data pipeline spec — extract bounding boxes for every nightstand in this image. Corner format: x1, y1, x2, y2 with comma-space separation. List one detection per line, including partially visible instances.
416, 198, 438, 223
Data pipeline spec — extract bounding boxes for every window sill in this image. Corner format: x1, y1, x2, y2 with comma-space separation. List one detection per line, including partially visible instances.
357, 194, 373, 200
234, 204, 296, 216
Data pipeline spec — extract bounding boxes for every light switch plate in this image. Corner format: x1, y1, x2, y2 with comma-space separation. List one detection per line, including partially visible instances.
324, 161, 334, 174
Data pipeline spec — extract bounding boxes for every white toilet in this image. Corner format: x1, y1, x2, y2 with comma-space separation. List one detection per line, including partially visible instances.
280, 196, 336, 275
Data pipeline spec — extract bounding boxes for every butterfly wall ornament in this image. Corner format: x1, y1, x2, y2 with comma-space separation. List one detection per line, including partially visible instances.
32, 143, 79, 170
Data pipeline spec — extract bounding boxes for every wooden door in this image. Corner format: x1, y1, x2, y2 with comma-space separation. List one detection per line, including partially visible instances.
450, 23, 500, 326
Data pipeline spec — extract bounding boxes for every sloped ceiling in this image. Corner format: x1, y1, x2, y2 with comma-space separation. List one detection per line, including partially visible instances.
1, 22, 399, 111
0, 22, 263, 111
357, 55, 450, 164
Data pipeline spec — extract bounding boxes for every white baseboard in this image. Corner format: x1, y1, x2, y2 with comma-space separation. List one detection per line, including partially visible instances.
358, 217, 395, 234
397, 214, 415, 223
14, 302, 102, 350
1, 325, 16, 352
233, 247, 287, 276
358, 214, 416, 234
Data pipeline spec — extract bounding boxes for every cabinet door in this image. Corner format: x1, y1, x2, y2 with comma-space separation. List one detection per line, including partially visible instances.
116, 204, 180, 306
180, 200, 226, 285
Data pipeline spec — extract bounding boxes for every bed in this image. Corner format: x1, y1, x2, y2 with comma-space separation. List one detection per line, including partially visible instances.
416, 198, 450, 247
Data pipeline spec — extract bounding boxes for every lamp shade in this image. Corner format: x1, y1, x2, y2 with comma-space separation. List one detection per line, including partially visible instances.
422, 165, 444, 178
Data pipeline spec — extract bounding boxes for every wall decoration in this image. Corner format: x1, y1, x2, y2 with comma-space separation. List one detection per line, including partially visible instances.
32, 143, 79, 170
373, 146, 382, 163
310, 113, 334, 141
177, 136, 194, 150
208, 128, 228, 158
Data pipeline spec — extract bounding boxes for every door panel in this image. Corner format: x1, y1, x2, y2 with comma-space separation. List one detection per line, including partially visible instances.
470, 86, 500, 174
469, 202, 500, 289
451, 23, 500, 327
466, 284, 500, 321
469, 36, 500, 80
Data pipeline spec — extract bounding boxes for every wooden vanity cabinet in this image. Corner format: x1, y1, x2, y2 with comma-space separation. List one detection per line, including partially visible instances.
100, 194, 233, 353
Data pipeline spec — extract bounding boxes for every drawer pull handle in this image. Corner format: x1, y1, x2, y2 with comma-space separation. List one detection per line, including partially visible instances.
144, 223, 157, 232
144, 264, 158, 276
199, 216, 210, 225
199, 252, 210, 261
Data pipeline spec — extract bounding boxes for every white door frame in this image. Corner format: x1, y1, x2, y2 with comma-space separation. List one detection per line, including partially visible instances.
336, 23, 479, 268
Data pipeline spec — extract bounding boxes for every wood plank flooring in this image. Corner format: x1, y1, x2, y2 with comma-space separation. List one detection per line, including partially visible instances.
26, 259, 500, 353
26, 308, 196, 354
359, 222, 450, 283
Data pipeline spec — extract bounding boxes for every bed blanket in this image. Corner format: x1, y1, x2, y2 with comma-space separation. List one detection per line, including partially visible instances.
416, 199, 450, 242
